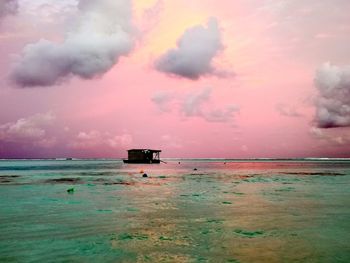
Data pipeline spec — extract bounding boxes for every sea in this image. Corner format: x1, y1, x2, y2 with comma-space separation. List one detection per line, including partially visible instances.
0, 159, 349, 262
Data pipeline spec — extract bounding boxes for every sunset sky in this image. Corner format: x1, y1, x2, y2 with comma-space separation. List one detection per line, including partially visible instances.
0, 0, 350, 158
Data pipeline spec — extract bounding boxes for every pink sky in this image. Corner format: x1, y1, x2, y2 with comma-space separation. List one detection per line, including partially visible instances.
0, 0, 350, 158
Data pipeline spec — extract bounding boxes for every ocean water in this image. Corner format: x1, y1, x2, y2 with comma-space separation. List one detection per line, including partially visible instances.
0, 159, 349, 262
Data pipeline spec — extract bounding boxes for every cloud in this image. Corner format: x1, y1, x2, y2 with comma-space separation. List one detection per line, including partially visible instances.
137, 0, 164, 34
0, 112, 56, 146
161, 134, 183, 149
10, 0, 134, 87
276, 103, 302, 117
152, 87, 239, 123
310, 127, 350, 146
182, 87, 211, 116
314, 63, 350, 128
182, 88, 239, 123
0, 0, 18, 19
155, 18, 224, 79
72, 130, 133, 149
151, 90, 175, 112
241, 145, 248, 152
202, 105, 240, 123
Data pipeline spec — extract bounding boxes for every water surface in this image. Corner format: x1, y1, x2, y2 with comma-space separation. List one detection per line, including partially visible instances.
0, 159, 349, 262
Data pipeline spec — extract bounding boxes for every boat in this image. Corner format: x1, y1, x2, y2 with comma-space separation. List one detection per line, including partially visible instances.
123, 149, 161, 164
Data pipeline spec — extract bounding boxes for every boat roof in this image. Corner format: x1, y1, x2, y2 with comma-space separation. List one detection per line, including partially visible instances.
127, 149, 161, 152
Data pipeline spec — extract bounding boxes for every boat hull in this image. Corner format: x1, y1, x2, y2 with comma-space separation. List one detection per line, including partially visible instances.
123, 160, 161, 164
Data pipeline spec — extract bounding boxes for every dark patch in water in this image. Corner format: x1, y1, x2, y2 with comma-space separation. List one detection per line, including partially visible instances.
243, 177, 271, 183
0, 179, 12, 183
45, 178, 82, 184
0, 175, 20, 184
282, 172, 345, 176
92, 178, 135, 186
206, 219, 224, 224
78, 171, 116, 176
0, 162, 121, 171
233, 229, 264, 238
111, 181, 135, 186
275, 187, 295, 192
117, 233, 149, 241
200, 229, 211, 235
159, 236, 173, 241
0, 175, 20, 178
226, 259, 239, 263
238, 175, 254, 179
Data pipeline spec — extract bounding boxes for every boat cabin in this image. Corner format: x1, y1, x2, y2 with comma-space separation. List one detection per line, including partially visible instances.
123, 149, 161, 164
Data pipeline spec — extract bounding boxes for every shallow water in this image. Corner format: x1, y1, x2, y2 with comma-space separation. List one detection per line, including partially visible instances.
0, 159, 349, 262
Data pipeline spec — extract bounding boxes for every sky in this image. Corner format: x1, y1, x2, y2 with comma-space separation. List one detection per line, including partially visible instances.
0, 0, 350, 158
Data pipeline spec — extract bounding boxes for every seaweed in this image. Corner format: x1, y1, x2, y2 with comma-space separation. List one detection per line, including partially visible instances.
233, 229, 264, 238
117, 233, 149, 241
0, 175, 20, 184
275, 187, 295, 192
46, 178, 82, 184
281, 172, 345, 176
159, 236, 173, 241
206, 219, 224, 224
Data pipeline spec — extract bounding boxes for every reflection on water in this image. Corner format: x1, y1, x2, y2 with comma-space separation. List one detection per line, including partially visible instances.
0, 160, 350, 262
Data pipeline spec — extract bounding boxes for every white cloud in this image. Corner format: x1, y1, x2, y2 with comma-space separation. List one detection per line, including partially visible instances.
182, 88, 239, 123
161, 134, 183, 149
202, 105, 240, 123
72, 130, 133, 149
0, 112, 54, 141
276, 103, 302, 117
107, 134, 133, 148
310, 127, 350, 145
152, 87, 239, 123
10, 0, 134, 87
0, 112, 57, 147
241, 145, 248, 152
314, 63, 350, 128
155, 18, 225, 79
182, 87, 211, 116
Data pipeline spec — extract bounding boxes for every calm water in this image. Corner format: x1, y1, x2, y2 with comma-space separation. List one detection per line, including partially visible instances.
0, 159, 349, 262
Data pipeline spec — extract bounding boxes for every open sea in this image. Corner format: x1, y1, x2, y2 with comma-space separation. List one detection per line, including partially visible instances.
0, 159, 349, 262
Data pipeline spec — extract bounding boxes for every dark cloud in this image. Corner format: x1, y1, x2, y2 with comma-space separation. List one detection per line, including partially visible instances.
10, 0, 134, 87
0, 0, 18, 19
314, 63, 350, 128
155, 18, 224, 80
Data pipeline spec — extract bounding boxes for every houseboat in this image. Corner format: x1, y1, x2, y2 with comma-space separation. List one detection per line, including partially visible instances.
123, 149, 161, 164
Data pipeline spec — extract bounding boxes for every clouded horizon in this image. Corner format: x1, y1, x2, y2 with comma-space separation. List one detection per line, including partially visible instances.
0, 0, 350, 158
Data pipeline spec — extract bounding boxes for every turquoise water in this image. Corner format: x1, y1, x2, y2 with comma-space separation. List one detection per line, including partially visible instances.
0, 160, 350, 262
